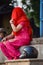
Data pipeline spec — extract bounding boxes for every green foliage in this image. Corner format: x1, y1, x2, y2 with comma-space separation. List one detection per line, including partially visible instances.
22, 0, 26, 4
22, 0, 40, 27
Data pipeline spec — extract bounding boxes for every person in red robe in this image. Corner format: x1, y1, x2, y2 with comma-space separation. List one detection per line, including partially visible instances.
0, 7, 32, 59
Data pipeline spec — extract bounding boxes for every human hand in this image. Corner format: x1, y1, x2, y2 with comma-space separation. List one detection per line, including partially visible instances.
10, 19, 13, 24
1, 37, 7, 42
3, 41, 6, 45
9, 39, 14, 42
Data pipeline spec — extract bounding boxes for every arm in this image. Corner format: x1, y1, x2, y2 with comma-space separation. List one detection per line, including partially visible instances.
10, 19, 22, 32
5, 32, 14, 39
1, 32, 14, 41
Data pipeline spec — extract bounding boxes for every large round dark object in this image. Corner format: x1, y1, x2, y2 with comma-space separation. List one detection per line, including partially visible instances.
19, 46, 38, 59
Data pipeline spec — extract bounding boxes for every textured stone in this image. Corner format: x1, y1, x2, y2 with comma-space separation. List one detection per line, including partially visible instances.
31, 37, 43, 44
0, 63, 5, 65
5, 59, 43, 65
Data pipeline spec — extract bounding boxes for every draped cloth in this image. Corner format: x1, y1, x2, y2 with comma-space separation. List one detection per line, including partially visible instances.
0, 7, 32, 59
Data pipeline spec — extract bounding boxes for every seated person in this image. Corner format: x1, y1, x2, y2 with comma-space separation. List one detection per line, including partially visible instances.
0, 7, 32, 60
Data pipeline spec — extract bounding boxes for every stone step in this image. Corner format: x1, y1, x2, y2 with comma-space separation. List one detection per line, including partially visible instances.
0, 62, 5, 65
5, 59, 43, 65
31, 37, 43, 44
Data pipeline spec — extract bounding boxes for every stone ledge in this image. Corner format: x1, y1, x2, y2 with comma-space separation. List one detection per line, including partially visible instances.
0, 63, 5, 65
5, 58, 43, 62
31, 37, 43, 44
5, 59, 43, 65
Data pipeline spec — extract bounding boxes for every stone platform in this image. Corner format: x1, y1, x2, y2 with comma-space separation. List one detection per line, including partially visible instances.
5, 59, 43, 65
